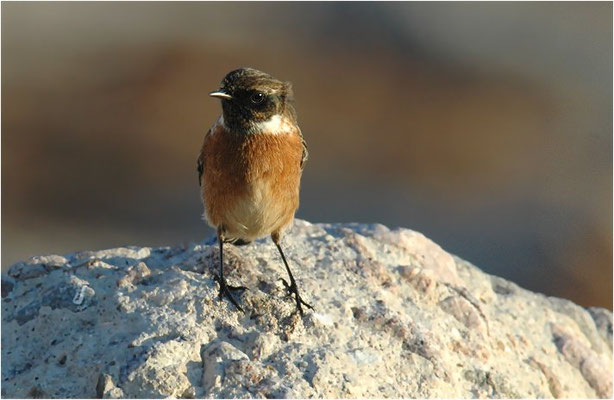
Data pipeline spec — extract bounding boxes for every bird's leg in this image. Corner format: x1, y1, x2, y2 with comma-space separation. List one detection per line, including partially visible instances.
213, 229, 245, 313
272, 234, 313, 315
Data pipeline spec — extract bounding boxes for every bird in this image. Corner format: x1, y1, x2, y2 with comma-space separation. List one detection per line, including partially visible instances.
197, 67, 312, 315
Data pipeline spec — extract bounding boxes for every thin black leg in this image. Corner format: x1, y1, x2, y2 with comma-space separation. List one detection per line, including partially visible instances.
275, 242, 313, 315
214, 234, 245, 313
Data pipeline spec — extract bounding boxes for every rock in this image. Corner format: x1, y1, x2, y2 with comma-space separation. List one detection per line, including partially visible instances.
96, 373, 125, 398
1, 219, 611, 398
587, 307, 613, 351
116, 261, 151, 289
551, 323, 612, 398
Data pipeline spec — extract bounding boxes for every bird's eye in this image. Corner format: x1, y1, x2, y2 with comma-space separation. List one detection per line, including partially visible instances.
250, 92, 265, 104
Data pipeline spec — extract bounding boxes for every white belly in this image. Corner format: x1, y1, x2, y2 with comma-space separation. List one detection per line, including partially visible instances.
223, 179, 291, 241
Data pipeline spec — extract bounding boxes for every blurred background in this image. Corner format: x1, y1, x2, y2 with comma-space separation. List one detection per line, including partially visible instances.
2, 2, 611, 308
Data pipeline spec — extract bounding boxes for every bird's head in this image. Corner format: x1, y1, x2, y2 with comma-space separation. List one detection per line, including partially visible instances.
210, 68, 295, 134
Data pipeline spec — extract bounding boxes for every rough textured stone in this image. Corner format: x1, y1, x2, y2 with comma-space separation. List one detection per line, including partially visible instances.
1, 220, 611, 398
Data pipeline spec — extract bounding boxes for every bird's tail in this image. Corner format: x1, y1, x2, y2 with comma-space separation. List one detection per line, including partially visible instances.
229, 238, 252, 246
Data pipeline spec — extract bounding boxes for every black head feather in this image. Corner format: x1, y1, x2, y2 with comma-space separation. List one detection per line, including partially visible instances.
212, 68, 296, 134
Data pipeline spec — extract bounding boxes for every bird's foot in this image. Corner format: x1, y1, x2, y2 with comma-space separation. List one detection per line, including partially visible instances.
214, 274, 247, 313
280, 278, 313, 316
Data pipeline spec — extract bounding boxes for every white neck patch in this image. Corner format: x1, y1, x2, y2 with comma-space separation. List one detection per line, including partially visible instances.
249, 114, 292, 135
210, 115, 225, 133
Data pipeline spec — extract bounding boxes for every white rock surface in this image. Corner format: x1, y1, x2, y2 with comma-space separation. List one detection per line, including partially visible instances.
2, 220, 612, 398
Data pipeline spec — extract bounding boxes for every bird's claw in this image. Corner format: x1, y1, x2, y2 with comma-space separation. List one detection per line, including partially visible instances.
278, 278, 313, 316
279, 278, 291, 292
295, 297, 314, 316
214, 274, 246, 313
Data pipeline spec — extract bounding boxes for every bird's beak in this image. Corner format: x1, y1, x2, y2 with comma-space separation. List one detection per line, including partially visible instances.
209, 91, 232, 100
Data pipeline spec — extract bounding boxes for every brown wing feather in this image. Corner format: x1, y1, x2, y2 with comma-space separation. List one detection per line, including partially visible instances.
197, 128, 210, 186
298, 127, 308, 170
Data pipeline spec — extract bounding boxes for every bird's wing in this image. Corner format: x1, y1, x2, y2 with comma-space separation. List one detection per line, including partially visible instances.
197, 128, 210, 186
298, 127, 308, 170
300, 139, 308, 170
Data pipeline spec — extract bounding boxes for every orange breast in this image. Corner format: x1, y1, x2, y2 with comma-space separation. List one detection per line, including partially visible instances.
200, 122, 304, 240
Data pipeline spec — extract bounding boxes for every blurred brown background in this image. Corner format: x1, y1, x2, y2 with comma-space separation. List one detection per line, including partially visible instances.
2, 2, 611, 308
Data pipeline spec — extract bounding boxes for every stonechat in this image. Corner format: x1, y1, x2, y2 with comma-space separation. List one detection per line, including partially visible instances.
197, 67, 312, 315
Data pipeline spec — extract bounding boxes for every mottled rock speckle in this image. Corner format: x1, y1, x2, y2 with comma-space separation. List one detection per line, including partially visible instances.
2, 220, 611, 398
